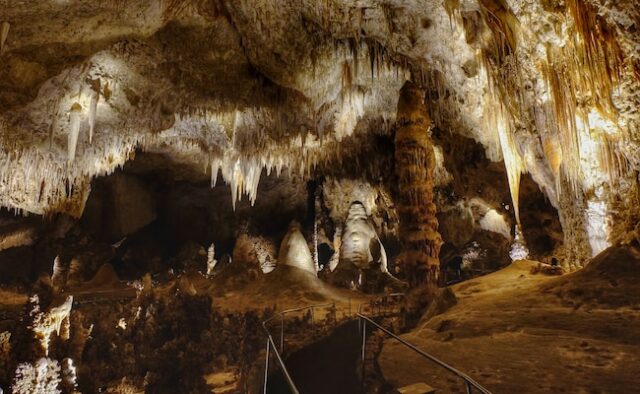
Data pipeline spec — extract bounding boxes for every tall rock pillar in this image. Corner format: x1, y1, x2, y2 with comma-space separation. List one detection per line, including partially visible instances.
394, 81, 442, 285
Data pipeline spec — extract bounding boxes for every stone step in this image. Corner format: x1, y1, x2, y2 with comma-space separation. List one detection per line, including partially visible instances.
397, 382, 436, 394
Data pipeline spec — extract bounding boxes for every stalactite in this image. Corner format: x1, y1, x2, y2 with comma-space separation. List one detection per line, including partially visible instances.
88, 91, 99, 144
67, 103, 83, 163
538, 0, 629, 196
490, 90, 525, 226
210, 160, 219, 187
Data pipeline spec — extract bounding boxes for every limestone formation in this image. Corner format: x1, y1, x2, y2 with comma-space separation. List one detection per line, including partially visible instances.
51, 256, 66, 290
339, 202, 389, 273
206, 243, 217, 277
12, 358, 62, 394
394, 81, 443, 285
278, 221, 316, 275
29, 295, 73, 356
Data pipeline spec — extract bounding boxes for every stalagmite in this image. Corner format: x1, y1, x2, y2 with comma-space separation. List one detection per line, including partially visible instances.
0, 21, 9, 54
206, 243, 217, 277
278, 221, 316, 275
68, 103, 83, 163
394, 81, 442, 285
51, 256, 67, 289
30, 295, 73, 356
509, 226, 530, 261
339, 201, 388, 272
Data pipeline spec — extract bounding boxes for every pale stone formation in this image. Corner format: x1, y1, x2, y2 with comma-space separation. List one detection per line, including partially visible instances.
328, 226, 342, 272
206, 243, 217, 277
67, 103, 82, 163
30, 295, 73, 356
12, 358, 62, 394
330, 201, 396, 290
88, 86, 100, 145
510, 227, 530, 261
394, 81, 443, 284
339, 201, 388, 273
51, 256, 66, 290
278, 221, 316, 275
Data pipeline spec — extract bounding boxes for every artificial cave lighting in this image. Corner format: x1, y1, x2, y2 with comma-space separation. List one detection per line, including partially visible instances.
0, 1, 638, 393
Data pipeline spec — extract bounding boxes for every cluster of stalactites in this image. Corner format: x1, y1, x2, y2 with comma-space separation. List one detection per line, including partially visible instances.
483, 76, 525, 226
539, 0, 630, 195
440, 0, 634, 235
0, 132, 140, 217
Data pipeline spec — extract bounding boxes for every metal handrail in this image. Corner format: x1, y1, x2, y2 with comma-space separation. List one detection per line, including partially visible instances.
356, 313, 493, 394
264, 302, 336, 354
262, 321, 300, 394
262, 302, 337, 394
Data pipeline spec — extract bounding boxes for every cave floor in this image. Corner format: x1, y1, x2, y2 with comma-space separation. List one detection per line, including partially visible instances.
0, 265, 370, 316
379, 247, 640, 393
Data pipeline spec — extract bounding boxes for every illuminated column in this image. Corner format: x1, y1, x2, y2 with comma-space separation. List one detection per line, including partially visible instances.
394, 81, 443, 285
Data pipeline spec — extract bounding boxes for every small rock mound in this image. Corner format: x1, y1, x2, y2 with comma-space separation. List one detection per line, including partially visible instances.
541, 245, 640, 308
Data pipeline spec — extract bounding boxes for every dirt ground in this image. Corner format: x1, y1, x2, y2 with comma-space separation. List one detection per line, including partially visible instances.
379, 246, 640, 393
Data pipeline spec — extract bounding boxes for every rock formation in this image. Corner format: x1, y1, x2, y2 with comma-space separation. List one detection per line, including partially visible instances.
206, 243, 217, 277
278, 221, 316, 275
394, 82, 443, 285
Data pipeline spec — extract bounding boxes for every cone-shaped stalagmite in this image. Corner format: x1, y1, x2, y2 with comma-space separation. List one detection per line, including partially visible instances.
394, 81, 442, 285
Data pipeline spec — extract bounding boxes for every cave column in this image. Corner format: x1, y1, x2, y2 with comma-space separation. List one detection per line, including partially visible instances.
394, 81, 443, 286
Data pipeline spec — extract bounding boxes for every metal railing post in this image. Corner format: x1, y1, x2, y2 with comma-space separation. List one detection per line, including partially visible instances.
263, 338, 270, 394
466, 380, 473, 394
361, 318, 367, 392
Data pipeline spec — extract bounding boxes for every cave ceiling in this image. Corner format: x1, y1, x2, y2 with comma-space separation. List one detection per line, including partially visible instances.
0, 0, 638, 254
